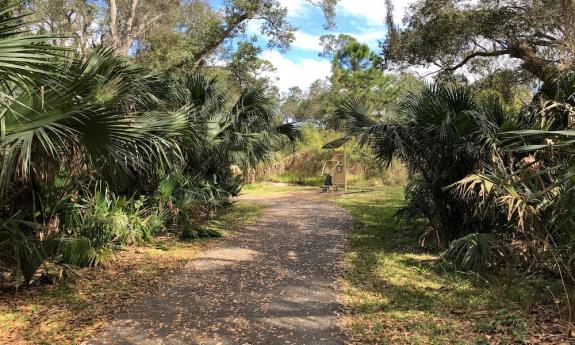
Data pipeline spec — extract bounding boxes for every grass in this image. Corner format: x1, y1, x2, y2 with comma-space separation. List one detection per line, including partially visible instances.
269, 171, 325, 186
241, 181, 316, 196
260, 171, 395, 189
0, 201, 264, 345
332, 186, 569, 344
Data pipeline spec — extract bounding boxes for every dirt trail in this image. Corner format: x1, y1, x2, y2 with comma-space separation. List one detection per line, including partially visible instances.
87, 192, 351, 345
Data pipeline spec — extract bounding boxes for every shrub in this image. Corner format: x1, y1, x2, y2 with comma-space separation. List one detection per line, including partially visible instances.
442, 233, 513, 271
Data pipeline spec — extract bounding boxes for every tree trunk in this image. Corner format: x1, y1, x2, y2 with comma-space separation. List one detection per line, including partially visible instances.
108, 0, 121, 54
106, 0, 141, 56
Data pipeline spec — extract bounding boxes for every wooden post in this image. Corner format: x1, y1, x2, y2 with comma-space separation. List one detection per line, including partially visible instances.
343, 143, 347, 190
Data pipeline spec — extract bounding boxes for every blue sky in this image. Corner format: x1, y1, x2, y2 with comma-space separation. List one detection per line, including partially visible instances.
211, 0, 415, 93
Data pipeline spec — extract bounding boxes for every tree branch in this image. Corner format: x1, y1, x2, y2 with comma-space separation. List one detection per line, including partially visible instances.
133, 14, 163, 38
169, 11, 251, 70
443, 49, 510, 72
507, 42, 559, 80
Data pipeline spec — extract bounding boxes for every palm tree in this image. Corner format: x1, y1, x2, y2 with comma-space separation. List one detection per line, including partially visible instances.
166, 74, 299, 195
454, 72, 575, 278
328, 85, 518, 246
0, 11, 186, 281
0, 6, 299, 283
1, 46, 188, 197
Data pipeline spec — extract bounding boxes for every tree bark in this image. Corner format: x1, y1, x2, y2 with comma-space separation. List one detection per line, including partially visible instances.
108, 0, 120, 53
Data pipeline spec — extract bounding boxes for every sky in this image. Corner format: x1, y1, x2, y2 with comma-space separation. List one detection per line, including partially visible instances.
214, 0, 416, 94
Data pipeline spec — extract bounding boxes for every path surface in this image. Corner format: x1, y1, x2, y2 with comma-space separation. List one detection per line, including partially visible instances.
87, 192, 351, 345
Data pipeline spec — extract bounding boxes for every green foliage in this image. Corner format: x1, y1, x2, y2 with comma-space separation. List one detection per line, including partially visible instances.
279, 39, 422, 125
330, 86, 516, 246
453, 71, 575, 279
270, 124, 395, 186
330, 40, 408, 113
442, 233, 512, 271
150, 0, 339, 71
69, 188, 154, 243
0, 218, 47, 283
0, 45, 187, 195
225, 41, 275, 89
318, 34, 356, 59
272, 171, 325, 186
0, 8, 297, 285
382, 0, 572, 82
332, 64, 575, 288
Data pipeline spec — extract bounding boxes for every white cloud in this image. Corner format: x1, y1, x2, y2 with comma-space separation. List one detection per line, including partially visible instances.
280, 0, 309, 17
291, 30, 383, 53
345, 30, 384, 49
291, 31, 322, 51
337, 0, 415, 24
350, 30, 384, 42
243, 0, 426, 92
280, 0, 415, 23
261, 50, 331, 92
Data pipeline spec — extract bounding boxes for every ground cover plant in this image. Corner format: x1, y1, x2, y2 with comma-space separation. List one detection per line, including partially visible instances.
334, 186, 570, 344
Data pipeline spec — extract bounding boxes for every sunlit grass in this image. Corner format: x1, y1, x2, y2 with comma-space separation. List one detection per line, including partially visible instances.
267, 171, 325, 186
333, 186, 563, 344
241, 182, 316, 196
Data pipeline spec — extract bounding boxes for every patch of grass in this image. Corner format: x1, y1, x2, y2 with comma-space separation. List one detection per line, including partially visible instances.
0, 201, 264, 345
332, 186, 568, 344
202, 201, 265, 236
268, 171, 325, 186
241, 182, 316, 196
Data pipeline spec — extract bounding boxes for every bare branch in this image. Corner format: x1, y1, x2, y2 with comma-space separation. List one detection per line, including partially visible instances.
443, 49, 510, 72
133, 14, 163, 38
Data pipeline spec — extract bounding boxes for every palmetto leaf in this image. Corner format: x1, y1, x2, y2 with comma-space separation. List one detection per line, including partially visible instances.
0, 8, 67, 95
322, 136, 351, 149
0, 45, 186, 193
275, 122, 302, 142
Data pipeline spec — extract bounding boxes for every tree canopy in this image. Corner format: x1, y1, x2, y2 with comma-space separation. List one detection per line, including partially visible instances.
25, 0, 339, 68
382, 0, 575, 82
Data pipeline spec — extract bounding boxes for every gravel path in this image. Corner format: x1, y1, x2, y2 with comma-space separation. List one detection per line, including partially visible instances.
87, 192, 352, 345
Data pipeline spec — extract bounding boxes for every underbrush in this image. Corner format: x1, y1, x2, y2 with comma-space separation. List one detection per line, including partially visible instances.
0, 201, 264, 344
261, 163, 407, 188
0, 174, 243, 288
333, 186, 571, 344
251, 124, 408, 187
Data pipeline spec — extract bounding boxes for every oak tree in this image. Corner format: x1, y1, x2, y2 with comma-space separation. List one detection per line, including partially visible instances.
382, 0, 575, 82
